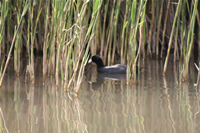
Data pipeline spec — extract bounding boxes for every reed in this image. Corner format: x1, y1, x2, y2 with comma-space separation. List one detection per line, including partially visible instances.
182, 0, 198, 80
73, 0, 102, 94
126, 0, 137, 80
163, 0, 182, 75
132, 0, 147, 78
0, 0, 200, 92
64, 0, 102, 93
103, 0, 116, 66
120, 0, 130, 64
160, 0, 171, 59
180, 0, 187, 60
100, 0, 109, 58
31, 0, 42, 83
0, 0, 9, 78
174, 12, 180, 62
42, 0, 50, 84
155, 0, 164, 59
13, 0, 27, 76
0, 0, 29, 86
111, 0, 121, 65
147, 0, 155, 57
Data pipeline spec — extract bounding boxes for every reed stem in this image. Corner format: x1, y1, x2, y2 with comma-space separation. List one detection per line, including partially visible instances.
163, 0, 182, 75
0, 3, 29, 86
160, 0, 171, 58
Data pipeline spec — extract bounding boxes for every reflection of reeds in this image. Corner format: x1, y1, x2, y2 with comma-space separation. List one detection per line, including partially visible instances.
0, 0, 200, 91
0, 105, 9, 133
0, 58, 199, 132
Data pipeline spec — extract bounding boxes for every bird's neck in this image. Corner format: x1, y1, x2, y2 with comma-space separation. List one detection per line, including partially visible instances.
97, 61, 104, 67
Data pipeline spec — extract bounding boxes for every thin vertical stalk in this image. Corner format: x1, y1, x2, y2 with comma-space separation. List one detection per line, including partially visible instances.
55, 22, 60, 88
104, 0, 116, 66
14, 2, 25, 76
43, 0, 50, 84
121, 0, 130, 64
160, 0, 171, 58
30, 0, 41, 83
111, 0, 121, 65
155, 0, 164, 59
199, 16, 200, 60
100, 0, 109, 57
147, 0, 155, 57
0, 0, 9, 74
180, 0, 186, 60
49, 0, 57, 75
163, 0, 182, 75
141, 19, 146, 61
174, 13, 180, 62
182, 0, 198, 80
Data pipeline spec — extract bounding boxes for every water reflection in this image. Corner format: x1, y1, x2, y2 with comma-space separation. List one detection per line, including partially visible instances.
0, 59, 200, 133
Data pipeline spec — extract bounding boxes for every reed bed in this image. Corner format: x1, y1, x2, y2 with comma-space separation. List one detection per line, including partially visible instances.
0, 0, 200, 93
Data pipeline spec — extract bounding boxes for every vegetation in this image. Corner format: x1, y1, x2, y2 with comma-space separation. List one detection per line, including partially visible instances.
0, 0, 199, 93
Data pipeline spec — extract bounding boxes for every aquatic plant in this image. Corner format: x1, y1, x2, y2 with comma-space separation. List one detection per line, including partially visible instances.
0, 0, 199, 94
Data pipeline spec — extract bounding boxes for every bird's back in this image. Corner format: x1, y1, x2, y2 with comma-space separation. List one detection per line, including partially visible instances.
98, 64, 127, 74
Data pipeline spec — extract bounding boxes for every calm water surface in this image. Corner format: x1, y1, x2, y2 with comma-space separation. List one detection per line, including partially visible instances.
1, 59, 200, 133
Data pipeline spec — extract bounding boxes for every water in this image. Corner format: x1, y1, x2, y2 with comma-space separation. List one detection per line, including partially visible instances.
1, 59, 200, 133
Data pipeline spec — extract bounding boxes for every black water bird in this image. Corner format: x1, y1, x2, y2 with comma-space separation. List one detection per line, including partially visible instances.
88, 55, 141, 74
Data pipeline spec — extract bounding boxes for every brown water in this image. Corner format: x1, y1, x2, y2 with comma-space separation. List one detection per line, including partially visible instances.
1, 59, 200, 133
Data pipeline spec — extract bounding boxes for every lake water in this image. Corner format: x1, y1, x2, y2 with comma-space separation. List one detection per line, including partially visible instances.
0, 58, 200, 133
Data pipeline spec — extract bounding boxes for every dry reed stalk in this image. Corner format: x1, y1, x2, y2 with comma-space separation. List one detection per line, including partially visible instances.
147, 0, 155, 57
156, 0, 164, 59
160, 0, 171, 58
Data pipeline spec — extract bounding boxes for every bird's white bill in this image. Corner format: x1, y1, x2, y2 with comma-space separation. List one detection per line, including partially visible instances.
88, 58, 92, 63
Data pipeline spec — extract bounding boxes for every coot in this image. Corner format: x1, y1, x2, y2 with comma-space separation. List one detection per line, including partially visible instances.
89, 55, 141, 74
